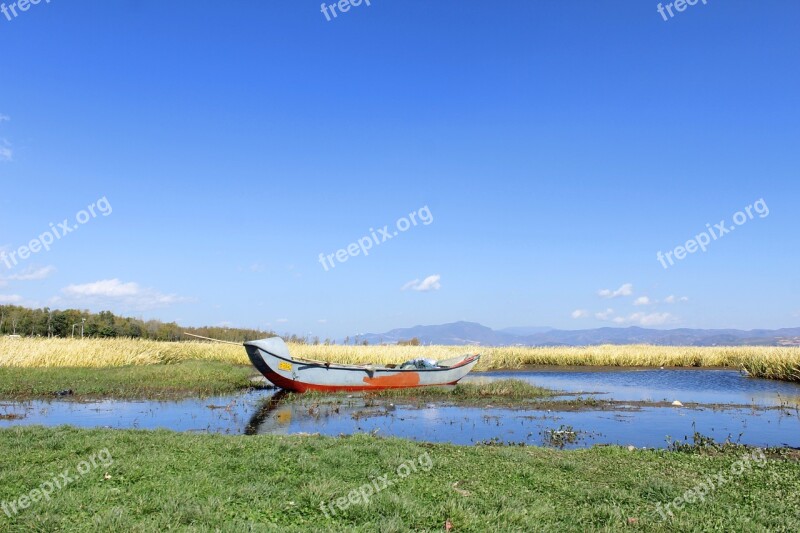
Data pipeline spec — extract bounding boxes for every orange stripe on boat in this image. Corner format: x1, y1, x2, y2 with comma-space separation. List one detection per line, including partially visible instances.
362, 372, 421, 388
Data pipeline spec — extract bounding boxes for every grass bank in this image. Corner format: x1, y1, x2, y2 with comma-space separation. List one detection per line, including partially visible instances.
283, 379, 555, 409
0, 426, 798, 531
1, 337, 798, 382
0, 361, 266, 400
369, 379, 552, 402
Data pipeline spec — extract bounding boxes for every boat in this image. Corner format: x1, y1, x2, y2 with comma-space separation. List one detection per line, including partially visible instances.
244, 337, 480, 393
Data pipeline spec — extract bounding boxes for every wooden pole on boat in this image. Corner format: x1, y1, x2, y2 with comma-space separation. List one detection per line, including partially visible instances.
182, 332, 243, 346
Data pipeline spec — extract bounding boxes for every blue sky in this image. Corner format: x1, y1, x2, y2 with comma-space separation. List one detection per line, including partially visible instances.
1, 0, 798, 338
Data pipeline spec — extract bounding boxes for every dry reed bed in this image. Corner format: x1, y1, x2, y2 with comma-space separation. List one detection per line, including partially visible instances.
0, 338, 798, 381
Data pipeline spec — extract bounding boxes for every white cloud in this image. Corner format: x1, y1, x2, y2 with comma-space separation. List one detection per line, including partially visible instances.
0, 140, 12, 162
612, 312, 675, 326
276, 318, 289, 323
64, 279, 139, 298
5, 265, 56, 281
59, 279, 184, 310
598, 283, 633, 299
0, 116, 12, 162
401, 274, 441, 292
317, 319, 328, 324
595, 308, 615, 320
633, 296, 651, 306
664, 295, 689, 304
571, 309, 589, 319
628, 312, 675, 326
0, 294, 22, 304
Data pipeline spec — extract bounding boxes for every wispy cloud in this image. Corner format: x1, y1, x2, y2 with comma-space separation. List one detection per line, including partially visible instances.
598, 283, 633, 299
0, 115, 12, 162
401, 274, 441, 292
614, 312, 676, 326
595, 308, 615, 320
5, 265, 56, 281
628, 312, 675, 326
664, 295, 689, 304
0, 140, 12, 162
633, 296, 651, 306
276, 318, 289, 324
57, 279, 185, 311
0, 294, 22, 304
317, 319, 328, 324
571, 309, 589, 319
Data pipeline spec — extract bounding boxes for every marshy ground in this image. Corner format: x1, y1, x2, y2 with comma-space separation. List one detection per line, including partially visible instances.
1, 339, 799, 530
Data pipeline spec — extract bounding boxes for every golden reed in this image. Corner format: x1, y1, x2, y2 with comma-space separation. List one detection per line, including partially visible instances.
1, 338, 797, 382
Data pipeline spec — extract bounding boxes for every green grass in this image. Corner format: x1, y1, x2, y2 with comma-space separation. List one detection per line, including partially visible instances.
288, 379, 554, 407
0, 426, 798, 532
370, 379, 553, 401
0, 361, 267, 400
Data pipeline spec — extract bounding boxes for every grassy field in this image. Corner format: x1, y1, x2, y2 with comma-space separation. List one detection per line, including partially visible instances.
0, 361, 266, 400
2, 337, 799, 382
0, 426, 798, 532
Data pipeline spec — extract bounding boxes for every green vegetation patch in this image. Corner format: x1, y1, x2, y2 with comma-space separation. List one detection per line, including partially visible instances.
0, 361, 268, 400
279, 379, 554, 408
369, 379, 553, 402
0, 426, 798, 531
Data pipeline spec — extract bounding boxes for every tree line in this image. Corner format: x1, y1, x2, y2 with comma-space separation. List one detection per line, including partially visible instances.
0, 305, 276, 343
0, 305, 422, 346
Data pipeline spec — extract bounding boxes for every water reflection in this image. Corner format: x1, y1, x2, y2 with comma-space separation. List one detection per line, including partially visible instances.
2, 369, 799, 448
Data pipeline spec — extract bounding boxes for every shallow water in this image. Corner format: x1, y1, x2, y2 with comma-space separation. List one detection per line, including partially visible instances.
2, 369, 799, 448
462, 368, 800, 407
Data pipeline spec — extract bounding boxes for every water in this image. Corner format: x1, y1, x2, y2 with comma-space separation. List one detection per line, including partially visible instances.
462, 368, 800, 406
2, 369, 799, 448
243, 392, 800, 449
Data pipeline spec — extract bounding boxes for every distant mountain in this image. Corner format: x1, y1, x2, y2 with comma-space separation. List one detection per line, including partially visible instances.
357, 321, 520, 346
355, 322, 800, 347
497, 326, 554, 336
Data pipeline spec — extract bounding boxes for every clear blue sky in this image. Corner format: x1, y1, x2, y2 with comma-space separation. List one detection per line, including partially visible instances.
1, 1, 798, 338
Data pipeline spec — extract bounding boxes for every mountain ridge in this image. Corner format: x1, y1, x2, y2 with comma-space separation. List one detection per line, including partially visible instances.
355, 321, 800, 347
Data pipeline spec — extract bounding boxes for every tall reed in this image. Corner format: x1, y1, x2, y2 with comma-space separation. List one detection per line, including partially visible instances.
1, 337, 797, 382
